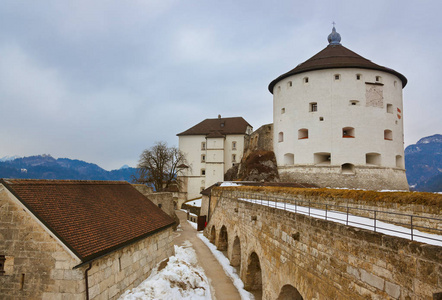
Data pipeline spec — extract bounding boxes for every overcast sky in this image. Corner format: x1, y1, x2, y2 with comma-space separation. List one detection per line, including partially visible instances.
0, 1, 441, 170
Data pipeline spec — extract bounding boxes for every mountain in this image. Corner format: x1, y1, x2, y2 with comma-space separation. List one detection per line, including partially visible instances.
0, 155, 22, 162
0, 154, 138, 182
405, 134, 442, 192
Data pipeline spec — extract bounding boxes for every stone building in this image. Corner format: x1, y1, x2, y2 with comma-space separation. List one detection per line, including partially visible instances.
269, 26, 409, 190
0, 179, 175, 299
177, 115, 252, 200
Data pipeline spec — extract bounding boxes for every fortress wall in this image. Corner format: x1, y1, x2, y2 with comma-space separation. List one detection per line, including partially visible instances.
205, 188, 441, 299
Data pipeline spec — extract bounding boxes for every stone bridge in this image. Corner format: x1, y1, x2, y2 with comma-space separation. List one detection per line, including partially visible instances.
204, 188, 442, 300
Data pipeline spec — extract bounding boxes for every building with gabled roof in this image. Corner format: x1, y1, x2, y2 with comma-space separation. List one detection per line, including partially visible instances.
0, 179, 175, 299
177, 115, 252, 200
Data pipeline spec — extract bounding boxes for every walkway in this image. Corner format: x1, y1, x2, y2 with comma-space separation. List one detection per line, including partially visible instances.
173, 210, 241, 300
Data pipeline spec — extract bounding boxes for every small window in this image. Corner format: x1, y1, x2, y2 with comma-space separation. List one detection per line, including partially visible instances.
0, 255, 5, 275
396, 155, 404, 168
201, 155, 206, 162
366, 153, 381, 165
281, 108, 285, 114
158, 203, 162, 209
309, 102, 317, 112
356, 74, 361, 80
314, 153, 331, 165
386, 104, 393, 113
343, 127, 355, 138
278, 132, 284, 142
232, 141, 237, 150
384, 130, 393, 140
303, 77, 309, 83
201, 142, 206, 150
319, 117, 324, 121
341, 163, 355, 174
277, 86, 281, 93
232, 154, 236, 162
287, 81, 292, 87
376, 76, 381, 82
201, 169, 205, 176
283, 153, 294, 165
334, 74, 340, 80
394, 81, 397, 87
298, 128, 308, 139
349, 100, 359, 106
213, 170, 215, 175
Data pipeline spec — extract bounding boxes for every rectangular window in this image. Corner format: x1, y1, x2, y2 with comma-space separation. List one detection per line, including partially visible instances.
201, 155, 206, 162
232, 141, 237, 150
310, 102, 317, 112
334, 74, 340, 80
201, 142, 206, 150
0, 255, 5, 275
201, 169, 205, 176
232, 154, 236, 162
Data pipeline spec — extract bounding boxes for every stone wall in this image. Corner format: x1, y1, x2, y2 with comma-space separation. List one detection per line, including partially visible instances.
0, 185, 174, 300
244, 123, 273, 157
279, 165, 409, 191
205, 189, 442, 299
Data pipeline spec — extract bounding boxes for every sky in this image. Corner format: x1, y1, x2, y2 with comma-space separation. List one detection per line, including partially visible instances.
0, 1, 441, 170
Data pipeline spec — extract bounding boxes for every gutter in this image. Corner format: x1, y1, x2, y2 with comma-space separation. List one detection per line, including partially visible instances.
85, 263, 92, 300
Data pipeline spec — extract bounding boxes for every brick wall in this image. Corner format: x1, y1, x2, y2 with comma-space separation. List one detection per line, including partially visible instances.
205, 189, 442, 299
0, 185, 174, 300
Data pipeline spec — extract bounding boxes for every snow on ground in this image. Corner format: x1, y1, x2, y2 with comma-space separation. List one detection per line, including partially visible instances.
187, 220, 198, 230
220, 182, 241, 187
240, 198, 442, 247
119, 244, 211, 300
198, 233, 254, 300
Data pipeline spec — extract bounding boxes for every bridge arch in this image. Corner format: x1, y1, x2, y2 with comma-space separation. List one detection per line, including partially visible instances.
210, 225, 216, 243
218, 225, 228, 251
245, 251, 262, 294
230, 236, 241, 269
276, 284, 303, 300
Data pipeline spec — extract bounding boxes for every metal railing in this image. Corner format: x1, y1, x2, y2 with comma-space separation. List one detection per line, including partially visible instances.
223, 190, 442, 245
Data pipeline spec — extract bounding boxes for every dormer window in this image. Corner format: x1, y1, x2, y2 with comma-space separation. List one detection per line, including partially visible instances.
220, 122, 225, 128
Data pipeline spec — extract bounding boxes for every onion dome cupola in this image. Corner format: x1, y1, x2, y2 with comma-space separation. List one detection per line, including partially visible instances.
268, 26, 407, 92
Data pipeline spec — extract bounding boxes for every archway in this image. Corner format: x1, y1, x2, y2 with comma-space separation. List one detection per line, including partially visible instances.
218, 225, 228, 251
231, 236, 241, 270
276, 284, 303, 300
245, 251, 262, 299
210, 226, 216, 244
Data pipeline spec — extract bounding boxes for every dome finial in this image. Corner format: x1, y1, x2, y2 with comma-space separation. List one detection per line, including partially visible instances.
328, 22, 341, 45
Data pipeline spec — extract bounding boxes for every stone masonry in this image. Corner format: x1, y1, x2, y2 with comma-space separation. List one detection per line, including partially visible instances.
205, 188, 442, 299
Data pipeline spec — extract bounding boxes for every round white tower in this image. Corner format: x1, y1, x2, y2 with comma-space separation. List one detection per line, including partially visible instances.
269, 27, 408, 190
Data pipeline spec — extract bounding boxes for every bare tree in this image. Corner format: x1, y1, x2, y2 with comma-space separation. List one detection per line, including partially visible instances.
133, 141, 187, 191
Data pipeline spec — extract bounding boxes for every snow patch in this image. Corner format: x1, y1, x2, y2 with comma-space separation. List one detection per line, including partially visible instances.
119, 245, 211, 300
220, 182, 241, 187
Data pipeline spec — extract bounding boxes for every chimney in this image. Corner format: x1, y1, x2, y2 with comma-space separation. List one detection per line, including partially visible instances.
218, 114, 221, 119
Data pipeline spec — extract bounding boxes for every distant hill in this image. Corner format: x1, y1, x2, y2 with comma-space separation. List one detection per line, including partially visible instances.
0, 154, 138, 182
405, 134, 442, 192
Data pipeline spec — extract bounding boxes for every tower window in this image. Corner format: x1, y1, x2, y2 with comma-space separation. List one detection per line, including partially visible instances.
386, 104, 393, 113
284, 153, 294, 165
201, 155, 206, 162
281, 108, 285, 114
303, 77, 309, 83
384, 130, 393, 140
349, 100, 359, 106
310, 102, 317, 112
201, 142, 206, 150
342, 127, 355, 138
314, 153, 331, 165
376, 76, 381, 82
334, 74, 340, 80
201, 169, 205, 176
319, 117, 324, 121
396, 155, 404, 168
232, 154, 236, 162
278, 132, 284, 142
356, 74, 361, 80
232, 141, 237, 150
298, 128, 309, 139
341, 163, 355, 174
287, 81, 292, 87
366, 153, 381, 165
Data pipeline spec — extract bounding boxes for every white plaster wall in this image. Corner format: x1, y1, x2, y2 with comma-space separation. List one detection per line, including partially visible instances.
273, 68, 405, 171
224, 135, 245, 169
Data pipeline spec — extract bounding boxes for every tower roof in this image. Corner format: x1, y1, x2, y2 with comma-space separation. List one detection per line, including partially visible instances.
268, 27, 407, 93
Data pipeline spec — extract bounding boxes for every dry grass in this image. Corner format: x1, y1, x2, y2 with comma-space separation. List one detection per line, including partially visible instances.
215, 185, 442, 209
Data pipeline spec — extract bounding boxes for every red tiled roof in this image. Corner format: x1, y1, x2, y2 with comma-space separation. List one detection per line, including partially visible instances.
1, 179, 175, 263
269, 44, 407, 93
177, 117, 251, 136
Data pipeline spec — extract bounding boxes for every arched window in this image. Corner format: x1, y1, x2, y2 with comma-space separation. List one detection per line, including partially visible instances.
342, 127, 355, 138
341, 163, 355, 174
278, 132, 284, 142
298, 129, 308, 139
384, 130, 393, 140
284, 153, 294, 165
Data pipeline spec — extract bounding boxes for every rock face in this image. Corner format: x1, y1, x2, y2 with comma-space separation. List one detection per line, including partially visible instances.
224, 150, 279, 182
405, 134, 442, 191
